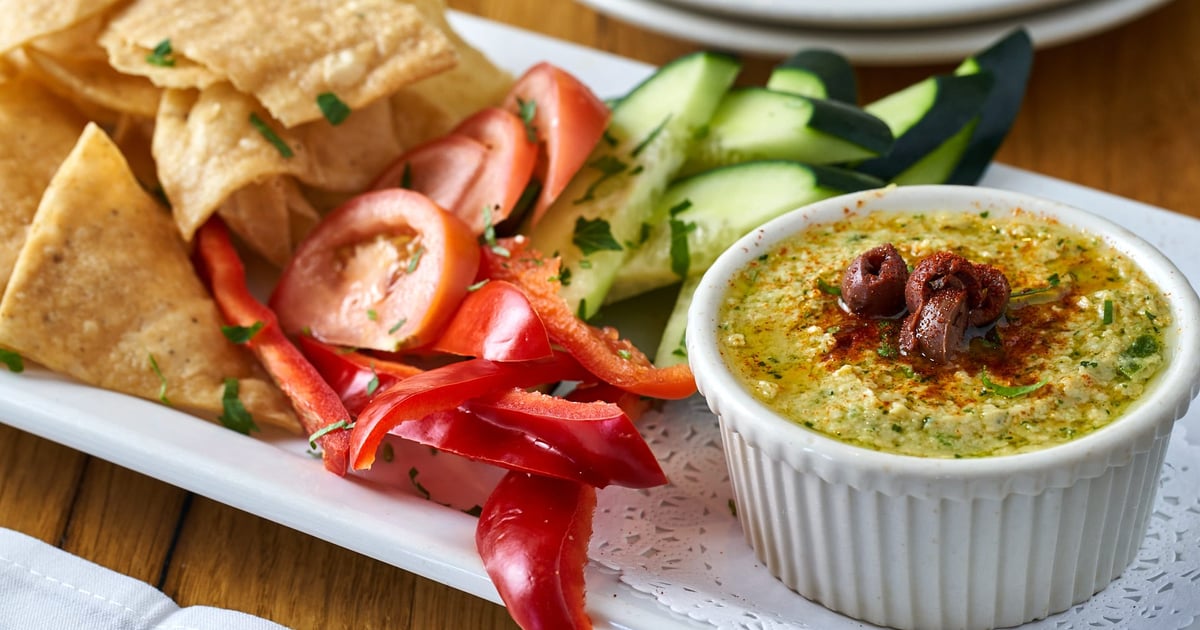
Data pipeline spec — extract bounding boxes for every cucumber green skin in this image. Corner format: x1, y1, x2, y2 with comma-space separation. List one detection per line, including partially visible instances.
654, 274, 702, 367
946, 28, 1033, 185
681, 87, 893, 175
606, 160, 883, 304
767, 49, 857, 103
527, 51, 741, 319
857, 72, 993, 181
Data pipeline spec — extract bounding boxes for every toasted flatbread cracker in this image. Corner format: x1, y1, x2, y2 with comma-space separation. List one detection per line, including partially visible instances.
155, 83, 402, 240
0, 74, 88, 296
0, 123, 300, 433
392, 0, 511, 146
25, 47, 160, 118
218, 175, 318, 268
0, 0, 123, 56
102, 0, 456, 127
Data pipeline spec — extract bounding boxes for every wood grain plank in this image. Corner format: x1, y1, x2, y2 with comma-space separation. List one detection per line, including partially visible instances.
0, 426, 87, 544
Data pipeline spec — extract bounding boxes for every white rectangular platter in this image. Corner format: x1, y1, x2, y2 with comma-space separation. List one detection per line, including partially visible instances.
1, 12, 1197, 630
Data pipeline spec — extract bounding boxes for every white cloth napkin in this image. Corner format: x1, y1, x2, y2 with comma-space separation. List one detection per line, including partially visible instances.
0, 527, 289, 630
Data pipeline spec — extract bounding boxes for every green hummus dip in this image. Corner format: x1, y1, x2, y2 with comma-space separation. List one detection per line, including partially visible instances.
718, 210, 1171, 458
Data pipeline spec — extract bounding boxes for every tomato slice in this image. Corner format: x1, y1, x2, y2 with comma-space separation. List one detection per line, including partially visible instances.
451, 107, 538, 233
503, 63, 611, 227
476, 471, 595, 630
368, 133, 489, 212
270, 189, 480, 352
429, 279, 554, 362
194, 218, 354, 475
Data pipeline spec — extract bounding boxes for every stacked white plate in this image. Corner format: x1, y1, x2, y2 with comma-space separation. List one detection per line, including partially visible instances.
576, 0, 1174, 64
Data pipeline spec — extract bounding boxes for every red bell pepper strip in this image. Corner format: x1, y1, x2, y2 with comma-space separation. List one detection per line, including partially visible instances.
350, 351, 591, 470
479, 240, 696, 400
395, 388, 664, 488
295, 334, 422, 416
565, 382, 652, 423
476, 471, 596, 630
428, 280, 554, 362
194, 218, 354, 475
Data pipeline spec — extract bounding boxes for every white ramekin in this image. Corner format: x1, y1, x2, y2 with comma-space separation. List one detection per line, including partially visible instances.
686, 185, 1200, 630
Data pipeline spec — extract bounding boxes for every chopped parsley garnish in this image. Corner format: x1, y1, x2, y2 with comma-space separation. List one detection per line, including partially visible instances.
817, 278, 842, 296
516, 97, 538, 143
308, 419, 354, 449
480, 206, 510, 257
249, 113, 293, 158
981, 371, 1048, 398
557, 266, 572, 286
572, 217, 623, 256
218, 378, 259, 434
876, 343, 898, 358
366, 309, 378, 321
669, 218, 696, 279
221, 321, 264, 344
148, 353, 170, 405
577, 298, 588, 320
467, 279, 489, 292
631, 115, 671, 158
1102, 299, 1114, 325
0, 349, 24, 373
408, 466, 432, 500
638, 222, 652, 245
672, 332, 688, 358
399, 162, 413, 189
667, 199, 692, 217
145, 39, 176, 67
407, 246, 425, 273
511, 179, 541, 220
616, 349, 632, 360
1121, 334, 1159, 359
388, 318, 407, 335
316, 92, 351, 125
366, 365, 380, 396
574, 155, 627, 203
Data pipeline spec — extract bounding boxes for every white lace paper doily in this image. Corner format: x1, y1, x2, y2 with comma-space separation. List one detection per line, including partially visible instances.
590, 397, 1200, 630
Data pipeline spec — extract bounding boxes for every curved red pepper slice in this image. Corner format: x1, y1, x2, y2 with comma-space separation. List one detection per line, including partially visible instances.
194, 218, 353, 475
350, 351, 590, 470
395, 389, 663, 488
429, 279, 554, 362
476, 471, 595, 630
565, 382, 653, 424
295, 335, 422, 415
479, 240, 696, 400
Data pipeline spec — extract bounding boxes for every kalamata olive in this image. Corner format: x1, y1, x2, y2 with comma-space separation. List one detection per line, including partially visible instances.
968, 263, 1011, 326
840, 243, 909, 318
904, 251, 980, 315
899, 287, 970, 363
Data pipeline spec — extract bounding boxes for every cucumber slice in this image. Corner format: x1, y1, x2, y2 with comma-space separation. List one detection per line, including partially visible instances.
526, 51, 741, 319
945, 28, 1034, 185
654, 273, 701, 367
766, 49, 857, 103
855, 72, 994, 182
606, 160, 883, 304
681, 88, 893, 175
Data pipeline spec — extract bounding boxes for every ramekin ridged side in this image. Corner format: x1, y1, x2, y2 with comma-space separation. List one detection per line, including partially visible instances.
686, 185, 1200, 630
717, 409, 1170, 630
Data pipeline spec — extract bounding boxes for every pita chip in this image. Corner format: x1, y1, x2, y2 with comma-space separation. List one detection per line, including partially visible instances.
0, 0, 123, 56
0, 123, 300, 433
102, 0, 457, 127
0, 74, 88, 296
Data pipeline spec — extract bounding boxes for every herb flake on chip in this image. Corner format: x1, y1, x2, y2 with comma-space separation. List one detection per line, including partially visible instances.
221, 321, 264, 344
316, 92, 351, 126
309, 418, 354, 449
0, 349, 23, 373
218, 377, 259, 434
148, 353, 170, 405
249, 113, 293, 158
146, 39, 176, 67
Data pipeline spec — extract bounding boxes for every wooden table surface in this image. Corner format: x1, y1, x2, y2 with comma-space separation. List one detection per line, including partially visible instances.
2, 1, 1198, 628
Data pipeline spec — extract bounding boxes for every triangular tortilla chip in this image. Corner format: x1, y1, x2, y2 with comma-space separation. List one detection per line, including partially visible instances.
101, 0, 457, 127
0, 123, 300, 433
217, 175, 318, 268
0, 74, 88, 296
